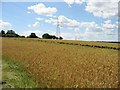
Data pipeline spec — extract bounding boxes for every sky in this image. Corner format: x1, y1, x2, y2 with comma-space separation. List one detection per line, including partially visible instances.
0, 0, 119, 41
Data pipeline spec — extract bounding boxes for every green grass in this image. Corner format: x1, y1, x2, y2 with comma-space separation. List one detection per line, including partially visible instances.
2, 56, 39, 88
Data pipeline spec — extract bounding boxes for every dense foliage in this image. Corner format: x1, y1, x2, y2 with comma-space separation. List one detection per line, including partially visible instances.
42, 33, 63, 40
0, 30, 63, 40
0, 30, 25, 38
27, 33, 38, 38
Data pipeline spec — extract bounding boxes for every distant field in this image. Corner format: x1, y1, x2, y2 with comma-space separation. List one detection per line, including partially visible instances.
12, 38, 119, 50
2, 38, 119, 88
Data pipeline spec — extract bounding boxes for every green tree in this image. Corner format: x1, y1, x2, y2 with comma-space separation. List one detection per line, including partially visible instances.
27, 33, 38, 38
59, 36, 63, 40
0, 30, 5, 37
42, 33, 63, 40
6, 30, 15, 35
5, 30, 20, 37
42, 33, 50, 39
1, 30, 5, 35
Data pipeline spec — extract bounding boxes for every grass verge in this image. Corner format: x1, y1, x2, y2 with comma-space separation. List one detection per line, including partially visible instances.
2, 56, 39, 88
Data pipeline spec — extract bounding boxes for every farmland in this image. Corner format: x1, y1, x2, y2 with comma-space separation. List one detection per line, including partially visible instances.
2, 38, 119, 88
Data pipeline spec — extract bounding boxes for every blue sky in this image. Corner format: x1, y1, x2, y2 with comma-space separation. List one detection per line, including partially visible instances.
0, 0, 119, 41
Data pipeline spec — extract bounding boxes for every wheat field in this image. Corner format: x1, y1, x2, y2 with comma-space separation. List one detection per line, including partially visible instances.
2, 38, 119, 88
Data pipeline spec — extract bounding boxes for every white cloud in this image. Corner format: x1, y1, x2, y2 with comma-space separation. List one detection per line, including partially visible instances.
64, 0, 85, 6
28, 3, 57, 16
64, 0, 74, 6
32, 22, 40, 27
43, 16, 101, 32
61, 32, 75, 40
103, 23, 116, 29
43, 16, 106, 40
104, 20, 111, 24
75, 0, 85, 4
53, 16, 57, 18
44, 15, 80, 29
28, 22, 40, 28
80, 21, 104, 41
28, 24, 31, 27
64, 0, 119, 18
33, 15, 118, 41
0, 20, 12, 29
102, 20, 118, 29
81, 21, 97, 28
59, 15, 80, 28
44, 18, 54, 24
85, 0, 119, 18
81, 20, 118, 41
27, 11, 31, 14
36, 17, 44, 21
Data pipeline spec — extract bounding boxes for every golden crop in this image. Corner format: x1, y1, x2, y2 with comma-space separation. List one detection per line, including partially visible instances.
2, 38, 119, 88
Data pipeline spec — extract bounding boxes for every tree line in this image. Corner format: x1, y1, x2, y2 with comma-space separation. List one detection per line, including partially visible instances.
0, 30, 63, 40
42, 33, 63, 40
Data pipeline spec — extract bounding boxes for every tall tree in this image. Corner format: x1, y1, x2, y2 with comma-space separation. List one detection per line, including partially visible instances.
59, 36, 63, 40
27, 33, 38, 38
0, 30, 5, 37
5, 30, 19, 37
6, 30, 15, 34
42, 33, 63, 40
42, 33, 50, 39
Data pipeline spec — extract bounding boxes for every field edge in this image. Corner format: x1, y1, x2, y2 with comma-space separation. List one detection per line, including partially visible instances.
2, 56, 39, 88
